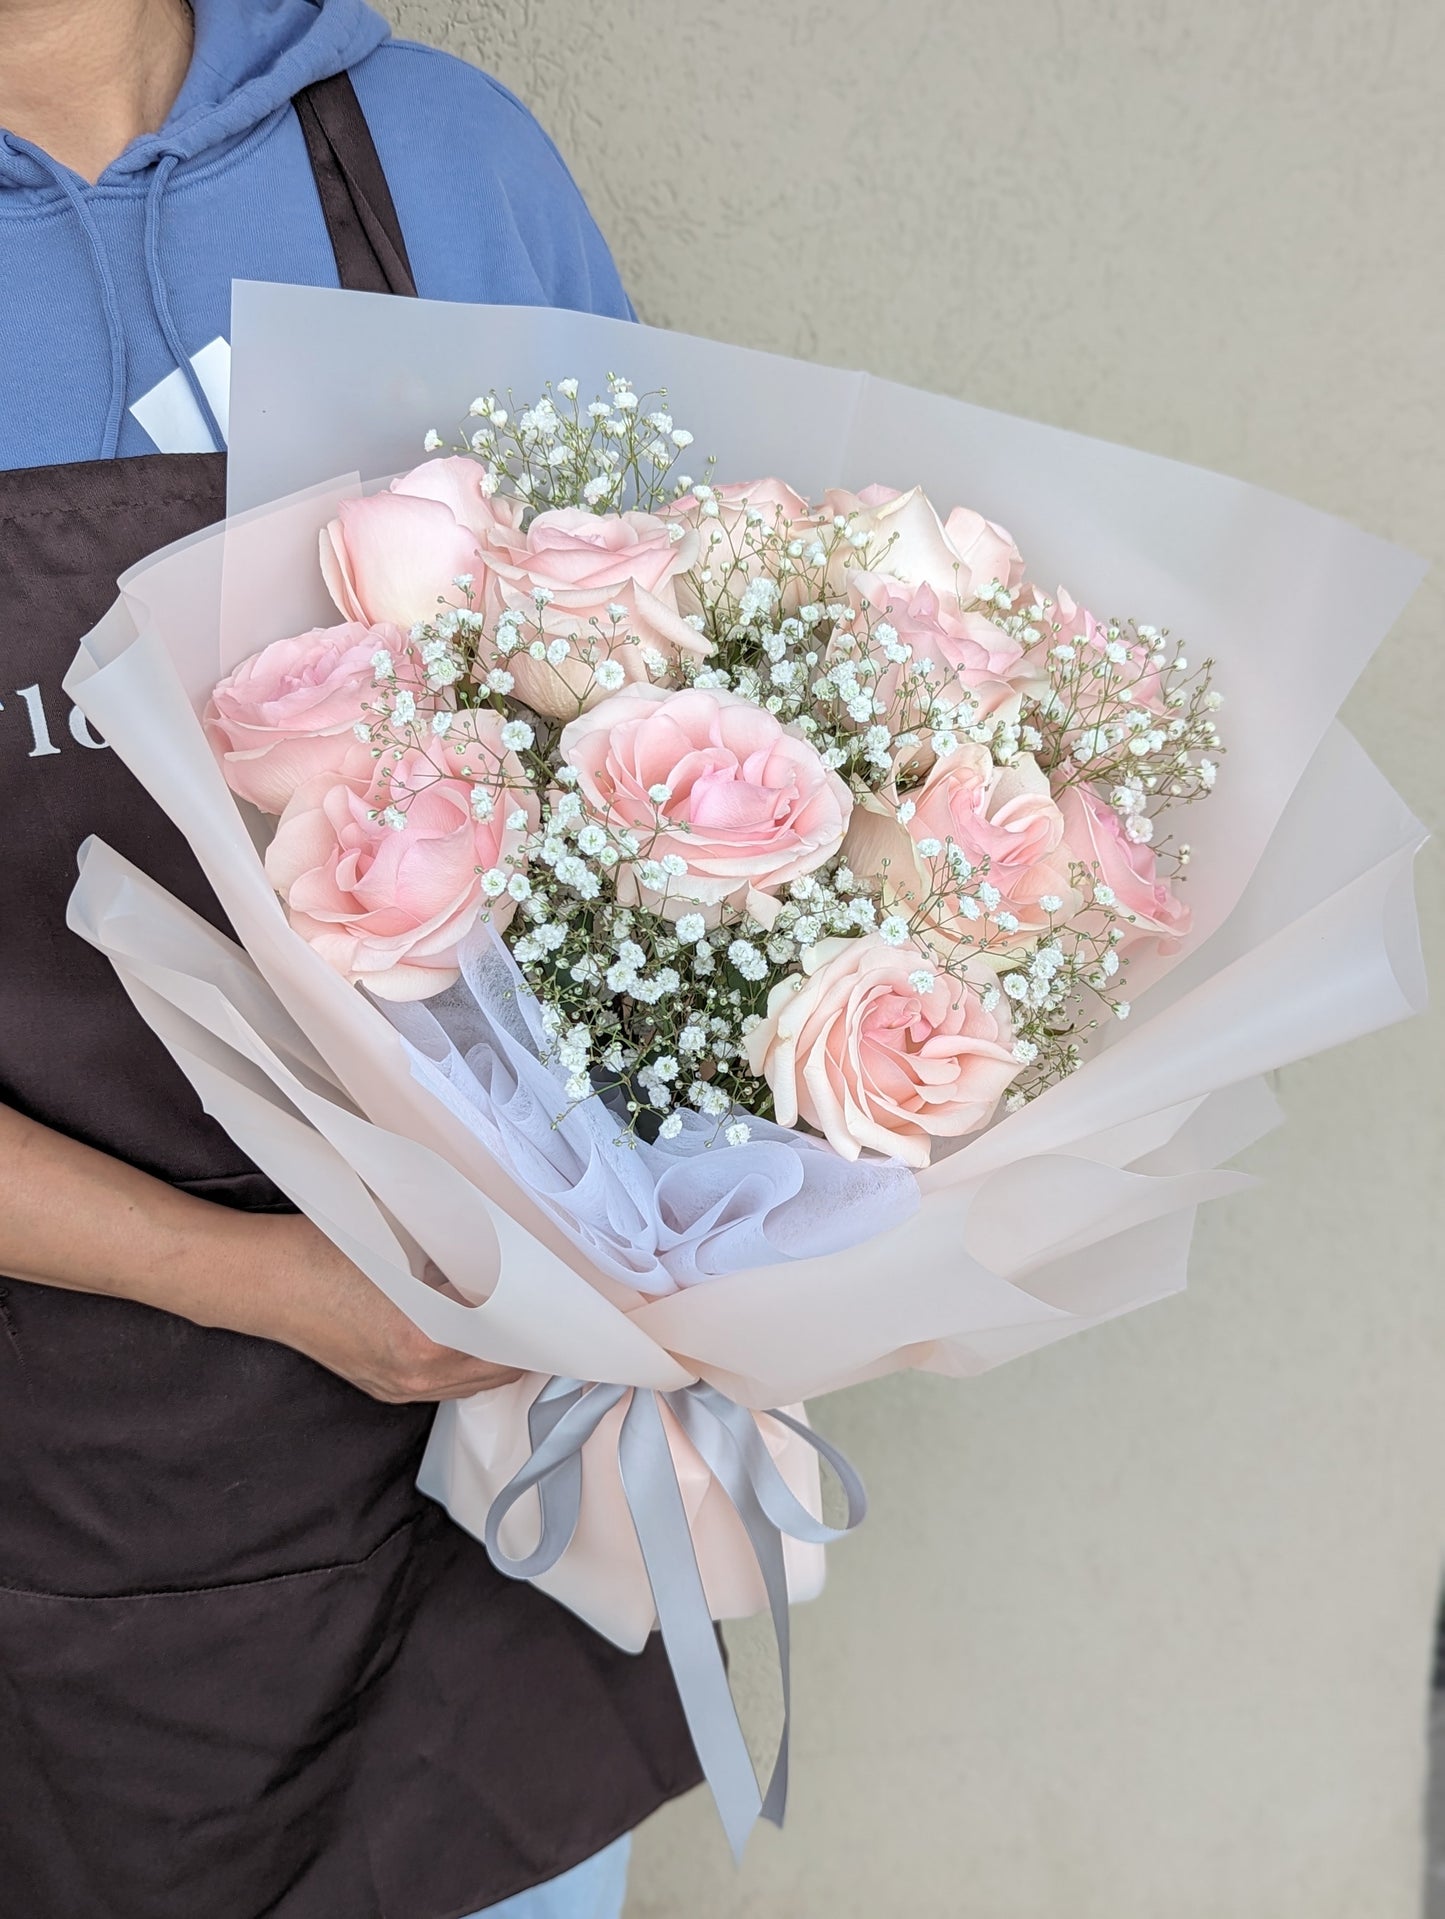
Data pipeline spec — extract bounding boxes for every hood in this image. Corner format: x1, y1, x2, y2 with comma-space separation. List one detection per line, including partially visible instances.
0, 0, 389, 187
0, 0, 391, 459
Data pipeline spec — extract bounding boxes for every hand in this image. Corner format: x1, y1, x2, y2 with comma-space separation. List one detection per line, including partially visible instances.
228, 1214, 523, 1405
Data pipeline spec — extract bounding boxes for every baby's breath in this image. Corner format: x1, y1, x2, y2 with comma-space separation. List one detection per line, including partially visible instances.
436, 372, 715, 517
376, 378, 1231, 1133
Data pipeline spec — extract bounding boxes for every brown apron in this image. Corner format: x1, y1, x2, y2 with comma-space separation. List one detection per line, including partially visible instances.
0, 71, 698, 1919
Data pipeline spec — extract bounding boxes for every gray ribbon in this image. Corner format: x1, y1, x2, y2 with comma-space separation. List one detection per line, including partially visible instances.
482, 1376, 867, 1858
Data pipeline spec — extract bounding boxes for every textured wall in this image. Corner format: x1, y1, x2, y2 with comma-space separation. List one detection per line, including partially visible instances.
379, 4, 1445, 1914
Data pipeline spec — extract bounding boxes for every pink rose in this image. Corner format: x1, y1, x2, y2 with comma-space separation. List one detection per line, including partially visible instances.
1056, 780, 1191, 955
1013, 586, 1169, 719
490, 577, 712, 720
264, 711, 538, 1001
660, 477, 819, 617
482, 505, 699, 597
204, 621, 408, 814
830, 570, 1024, 749
479, 507, 708, 718
821, 485, 1025, 602
744, 933, 1018, 1167
939, 505, 1028, 597
843, 744, 1077, 960
821, 482, 905, 522
321, 457, 523, 631
559, 684, 852, 921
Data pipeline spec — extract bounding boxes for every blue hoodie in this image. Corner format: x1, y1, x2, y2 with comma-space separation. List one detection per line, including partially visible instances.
0, 0, 632, 471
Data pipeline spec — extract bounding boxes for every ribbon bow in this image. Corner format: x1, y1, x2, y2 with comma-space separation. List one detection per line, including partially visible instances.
483, 1376, 867, 1857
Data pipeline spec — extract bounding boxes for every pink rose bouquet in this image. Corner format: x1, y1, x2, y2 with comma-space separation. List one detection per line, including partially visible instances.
205, 370, 1221, 1149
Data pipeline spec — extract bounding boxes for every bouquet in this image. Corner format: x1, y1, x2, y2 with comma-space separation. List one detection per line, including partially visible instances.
210, 375, 1223, 1237
64, 281, 1426, 1851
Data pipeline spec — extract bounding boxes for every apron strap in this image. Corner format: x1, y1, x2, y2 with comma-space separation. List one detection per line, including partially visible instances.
293, 71, 418, 298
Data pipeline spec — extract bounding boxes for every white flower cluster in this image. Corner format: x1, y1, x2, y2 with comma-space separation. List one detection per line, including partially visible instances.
994, 905, 1131, 1103
436, 374, 706, 516
499, 775, 885, 1132
1024, 605, 1223, 809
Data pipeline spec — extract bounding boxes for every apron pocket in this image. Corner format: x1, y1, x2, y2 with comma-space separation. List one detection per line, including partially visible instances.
0, 1516, 422, 1919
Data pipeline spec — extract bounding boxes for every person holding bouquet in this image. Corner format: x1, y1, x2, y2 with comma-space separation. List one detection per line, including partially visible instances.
0, 1, 698, 1914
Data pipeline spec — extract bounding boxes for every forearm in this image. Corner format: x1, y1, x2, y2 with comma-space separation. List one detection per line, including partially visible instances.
0, 1100, 268, 1326
0, 1101, 517, 1400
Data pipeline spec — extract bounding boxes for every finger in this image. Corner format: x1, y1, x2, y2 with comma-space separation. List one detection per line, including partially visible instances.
428, 1370, 523, 1401
377, 1364, 518, 1402
418, 1259, 479, 1305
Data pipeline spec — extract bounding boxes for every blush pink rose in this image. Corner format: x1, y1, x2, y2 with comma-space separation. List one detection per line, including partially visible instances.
492, 577, 713, 719
660, 477, 819, 617
1056, 780, 1191, 954
1013, 586, 1169, 718
321, 457, 523, 631
744, 933, 1018, 1167
831, 570, 1024, 746
480, 505, 700, 601
939, 505, 1028, 597
204, 621, 409, 814
843, 744, 1077, 961
478, 507, 708, 717
821, 485, 1026, 603
823, 484, 905, 512
264, 712, 538, 1001
559, 684, 852, 921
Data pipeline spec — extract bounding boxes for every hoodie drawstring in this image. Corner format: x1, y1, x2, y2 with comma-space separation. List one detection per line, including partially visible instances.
22, 154, 131, 459
5, 135, 225, 459
144, 152, 225, 454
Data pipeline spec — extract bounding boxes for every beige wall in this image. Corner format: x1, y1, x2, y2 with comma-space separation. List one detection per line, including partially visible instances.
380, 4, 1445, 1913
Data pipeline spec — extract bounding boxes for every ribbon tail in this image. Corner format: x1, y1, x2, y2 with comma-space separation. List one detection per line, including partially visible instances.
666, 1391, 806, 1831
618, 1388, 762, 1861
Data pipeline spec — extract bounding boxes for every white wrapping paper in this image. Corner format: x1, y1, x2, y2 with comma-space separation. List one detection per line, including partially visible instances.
64, 283, 1427, 1653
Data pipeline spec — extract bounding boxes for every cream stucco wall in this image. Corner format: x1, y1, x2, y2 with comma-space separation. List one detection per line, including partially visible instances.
379, 5, 1445, 1914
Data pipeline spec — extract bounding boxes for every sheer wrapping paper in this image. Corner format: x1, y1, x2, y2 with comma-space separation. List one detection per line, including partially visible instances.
384, 930, 922, 1296
64, 283, 1426, 1661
